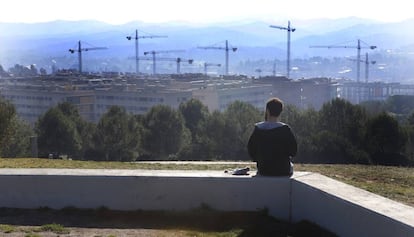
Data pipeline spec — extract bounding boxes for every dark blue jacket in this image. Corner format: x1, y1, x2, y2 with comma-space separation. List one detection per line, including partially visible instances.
247, 121, 297, 176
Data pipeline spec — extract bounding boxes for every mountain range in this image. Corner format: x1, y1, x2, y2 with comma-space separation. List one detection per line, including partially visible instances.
1, 17, 414, 78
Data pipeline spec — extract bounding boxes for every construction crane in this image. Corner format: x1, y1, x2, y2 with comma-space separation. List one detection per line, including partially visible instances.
174, 57, 194, 74
348, 53, 376, 83
272, 58, 277, 77
270, 21, 296, 79
68, 41, 107, 74
310, 39, 377, 83
126, 30, 167, 74
203, 63, 221, 75
143, 50, 185, 74
198, 40, 237, 76
138, 57, 193, 74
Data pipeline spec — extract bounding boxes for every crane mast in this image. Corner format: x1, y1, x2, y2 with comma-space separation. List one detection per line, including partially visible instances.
198, 40, 237, 76
143, 50, 185, 74
138, 57, 193, 74
270, 21, 296, 79
349, 53, 376, 83
310, 39, 377, 103
68, 41, 107, 74
310, 39, 376, 83
364, 53, 376, 83
272, 58, 277, 76
126, 30, 167, 74
175, 57, 194, 74
204, 63, 221, 75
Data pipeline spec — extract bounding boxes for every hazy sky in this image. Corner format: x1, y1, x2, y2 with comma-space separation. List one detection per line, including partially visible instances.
3, 0, 413, 24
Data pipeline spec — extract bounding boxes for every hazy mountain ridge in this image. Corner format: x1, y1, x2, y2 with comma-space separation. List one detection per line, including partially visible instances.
1, 17, 414, 76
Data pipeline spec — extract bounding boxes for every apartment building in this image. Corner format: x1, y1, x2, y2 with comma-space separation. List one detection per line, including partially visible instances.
191, 79, 272, 112
1, 75, 272, 124
0, 77, 192, 124
5, 74, 414, 126
1, 83, 69, 124
339, 81, 414, 103
253, 76, 338, 109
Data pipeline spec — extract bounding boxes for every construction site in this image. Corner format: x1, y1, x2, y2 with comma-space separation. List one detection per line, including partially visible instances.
2, 23, 414, 125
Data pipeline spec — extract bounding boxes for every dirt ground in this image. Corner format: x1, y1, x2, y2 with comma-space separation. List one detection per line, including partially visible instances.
1, 227, 168, 237
0, 208, 337, 237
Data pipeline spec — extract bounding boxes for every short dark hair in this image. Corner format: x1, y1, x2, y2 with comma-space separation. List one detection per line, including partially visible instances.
266, 97, 283, 117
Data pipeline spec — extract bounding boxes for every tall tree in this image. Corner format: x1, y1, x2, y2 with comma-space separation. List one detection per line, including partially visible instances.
284, 106, 323, 163
405, 112, 414, 163
203, 110, 227, 160
95, 106, 141, 161
296, 99, 371, 164
36, 107, 82, 158
222, 101, 262, 160
178, 99, 210, 160
365, 112, 409, 165
319, 98, 367, 147
142, 105, 189, 160
1, 117, 34, 158
179, 99, 209, 141
386, 95, 414, 115
0, 98, 17, 157
360, 100, 386, 117
52, 102, 95, 159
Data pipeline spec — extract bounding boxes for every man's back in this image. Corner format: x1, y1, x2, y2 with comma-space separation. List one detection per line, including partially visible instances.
248, 121, 297, 176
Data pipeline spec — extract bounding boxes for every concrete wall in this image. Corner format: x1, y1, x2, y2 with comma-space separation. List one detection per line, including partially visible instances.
292, 173, 414, 237
0, 168, 413, 237
0, 169, 291, 220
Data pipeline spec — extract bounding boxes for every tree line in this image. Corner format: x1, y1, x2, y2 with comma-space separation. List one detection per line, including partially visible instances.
1, 95, 414, 166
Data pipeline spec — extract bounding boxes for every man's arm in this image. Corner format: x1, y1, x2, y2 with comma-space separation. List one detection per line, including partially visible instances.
287, 126, 298, 157
247, 127, 258, 161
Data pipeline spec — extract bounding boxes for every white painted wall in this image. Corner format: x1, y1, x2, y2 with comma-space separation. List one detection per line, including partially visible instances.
0, 169, 291, 220
0, 169, 413, 237
292, 173, 414, 237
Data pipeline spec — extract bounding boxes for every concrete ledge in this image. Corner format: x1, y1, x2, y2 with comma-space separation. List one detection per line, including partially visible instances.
293, 173, 414, 237
0, 168, 413, 237
0, 169, 307, 220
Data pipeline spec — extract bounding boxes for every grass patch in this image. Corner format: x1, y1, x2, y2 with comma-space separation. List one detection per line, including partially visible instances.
0, 224, 16, 233
180, 229, 243, 237
0, 158, 243, 171
0, 158, 413, 206
295, 164, 414, 207
35, 223, 70, 234
0, 208, 336, 237
25, 233, 42, 237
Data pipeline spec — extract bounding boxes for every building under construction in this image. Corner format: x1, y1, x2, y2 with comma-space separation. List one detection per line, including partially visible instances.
2, 73, 414, 125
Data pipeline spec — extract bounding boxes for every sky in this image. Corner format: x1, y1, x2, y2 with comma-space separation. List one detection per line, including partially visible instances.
3, 0, 414, 24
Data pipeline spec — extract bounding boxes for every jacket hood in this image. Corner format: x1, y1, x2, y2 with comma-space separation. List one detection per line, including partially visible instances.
255, 121, 286, 130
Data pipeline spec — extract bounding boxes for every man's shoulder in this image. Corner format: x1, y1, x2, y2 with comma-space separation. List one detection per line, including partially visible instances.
255, 121, 288, 130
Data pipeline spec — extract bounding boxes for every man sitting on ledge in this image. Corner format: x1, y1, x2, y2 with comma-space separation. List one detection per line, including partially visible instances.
247, 97, 297, 176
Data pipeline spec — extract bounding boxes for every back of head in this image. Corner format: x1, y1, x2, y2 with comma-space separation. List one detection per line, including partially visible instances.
266, 97, 283, 117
